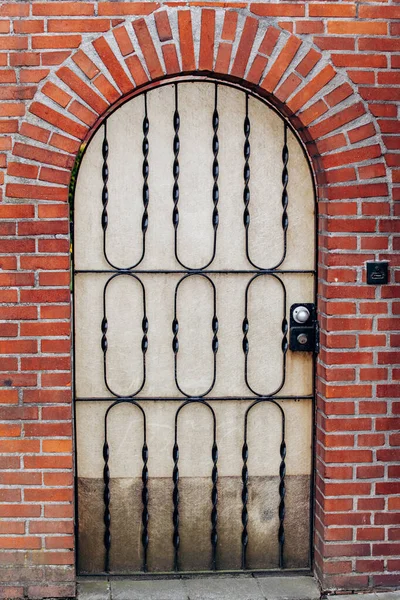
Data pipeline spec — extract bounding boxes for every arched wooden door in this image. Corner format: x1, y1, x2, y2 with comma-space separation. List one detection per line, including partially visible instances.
72, 79, 316, 575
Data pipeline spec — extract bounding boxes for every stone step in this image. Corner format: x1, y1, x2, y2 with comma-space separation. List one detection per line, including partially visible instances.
78, 575, 320, 600
77, 576, 400, 600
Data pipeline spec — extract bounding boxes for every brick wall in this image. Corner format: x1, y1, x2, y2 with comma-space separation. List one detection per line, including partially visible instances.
0, 1, 398, 598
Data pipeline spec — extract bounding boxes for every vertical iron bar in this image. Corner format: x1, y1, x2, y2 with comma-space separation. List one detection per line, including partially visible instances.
141, 437, 149, 572
281, 123, 289, 255
172, 431, 180, 571
278, 430, 286, 569
211, 425, 218, 571
142, 93, 149, 246
101, 121, 109, 256
243, 94, 251, 251
103, 433, 111, 572
173, 84, 180, 260
241, 435, 249, 570
211, 82, 219, 253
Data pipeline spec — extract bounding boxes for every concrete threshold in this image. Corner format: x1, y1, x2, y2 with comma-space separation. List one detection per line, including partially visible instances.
76, 575, 399, 600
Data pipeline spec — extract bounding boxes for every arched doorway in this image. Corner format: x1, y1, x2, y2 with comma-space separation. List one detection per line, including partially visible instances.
72, 78, 317, 575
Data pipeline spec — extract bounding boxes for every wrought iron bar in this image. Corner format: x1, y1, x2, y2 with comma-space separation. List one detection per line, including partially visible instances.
142, 438, 149, 571
102, 274, 147, 398
242, 399, 286, 570
173, 273, 218, 398
172, 84, 180, 265
76, 395, 312, 403
103, 400, 148, 572
101, 94, 149, 270
243, 94, 251, 257
278, 435, 286, 568
241, 437, 248, 570
243, 273, 288, 397
103, 435, 111, 572
75, 268, 316, 275
173, 400, 218, 572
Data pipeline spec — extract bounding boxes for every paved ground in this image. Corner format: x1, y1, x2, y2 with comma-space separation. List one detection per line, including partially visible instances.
76, 575, 399, 600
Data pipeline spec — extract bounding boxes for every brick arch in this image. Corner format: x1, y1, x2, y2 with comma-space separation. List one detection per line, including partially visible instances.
5, 6, 387, 204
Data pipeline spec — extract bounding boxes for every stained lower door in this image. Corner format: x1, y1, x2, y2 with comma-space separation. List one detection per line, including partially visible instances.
73, 80, 316, 574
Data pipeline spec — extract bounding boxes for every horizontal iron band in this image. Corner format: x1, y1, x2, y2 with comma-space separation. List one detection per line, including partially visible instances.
74, 269, 316, 275
75, 394, 313, 402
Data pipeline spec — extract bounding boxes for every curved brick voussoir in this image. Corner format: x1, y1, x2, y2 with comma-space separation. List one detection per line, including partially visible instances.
4, 5, 387, 205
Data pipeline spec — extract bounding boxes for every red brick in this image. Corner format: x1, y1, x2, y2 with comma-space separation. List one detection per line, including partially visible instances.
155, 11, 173, 42
98, 2, 158, 16
296, 49, 322, 78
261, 36, 301, 93
20, 122, 50, 144
328, 21, 388, 36
113, 25, 134, 56
48, 18, 110, 33
322, 144, 382, 171
258, 26, 280, 57
92, 36, 132, 94
32, 35, 82, 50
199, 10, 215, 72
6, 183, 66, 203
251, 3, 305, 17
231, 16, 258, 78
72, 49, 99, 79
57, 66, 108, 114
311, 103, 366, 140
29, 102, 87, 140
133, 18, 163, 78
177, 11, 196, 72
32, 2, 94, 15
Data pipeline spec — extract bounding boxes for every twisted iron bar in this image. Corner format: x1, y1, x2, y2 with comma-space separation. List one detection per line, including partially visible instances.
142, 92, 149, 244
281, 123, 289, 238
101, 121, 109, 236
243, 94, 251, 238
141, 439, 149, 571
278, 437, 286, 568
172, 83, 180, 249
211, 439, 218, 570
211, 82, 220, 254
241, 438, 249, 570
172, 438, 180, 571
103, 437, 111, 572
